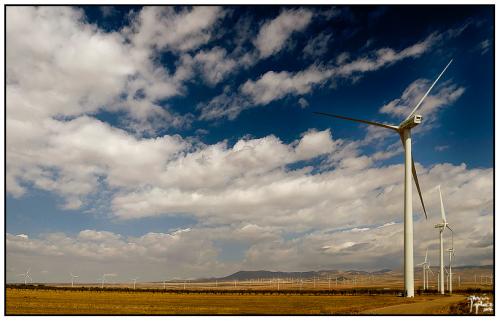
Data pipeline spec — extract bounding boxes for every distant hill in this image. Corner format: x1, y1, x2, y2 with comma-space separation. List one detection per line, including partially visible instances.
200, 265, 493, 281
218, 270, 318, 281
372, 268, 392, 275
201, 269, 391, 281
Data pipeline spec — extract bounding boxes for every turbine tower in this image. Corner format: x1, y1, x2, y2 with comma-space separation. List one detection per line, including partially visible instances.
314, 60, 453, 297
434, 185, 453, 294
70, 273, 79, 288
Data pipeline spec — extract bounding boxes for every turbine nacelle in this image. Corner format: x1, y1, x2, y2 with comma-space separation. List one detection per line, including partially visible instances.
434, 222, 448, 229
399, 114, 422, 130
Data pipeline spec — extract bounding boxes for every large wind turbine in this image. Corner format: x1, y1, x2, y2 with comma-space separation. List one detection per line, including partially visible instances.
434, 184, 453, 294
315, 60, 453, 297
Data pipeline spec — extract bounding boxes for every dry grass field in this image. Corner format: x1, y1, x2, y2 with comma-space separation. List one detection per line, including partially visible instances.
6, 288, 470, 315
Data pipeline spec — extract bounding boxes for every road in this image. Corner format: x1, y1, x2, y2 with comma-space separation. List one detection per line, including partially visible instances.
364, 295, 466, 315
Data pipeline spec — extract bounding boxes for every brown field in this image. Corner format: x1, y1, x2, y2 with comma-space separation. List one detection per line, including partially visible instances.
6, 288, 473, 315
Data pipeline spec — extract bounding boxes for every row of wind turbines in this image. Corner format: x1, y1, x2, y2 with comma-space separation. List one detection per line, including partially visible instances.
315, 59, 457, 297
418, 185, 455, 294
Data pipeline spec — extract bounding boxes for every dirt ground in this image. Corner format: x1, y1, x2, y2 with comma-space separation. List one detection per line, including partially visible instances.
6, 288, 468, 315
364, 295, 466, 314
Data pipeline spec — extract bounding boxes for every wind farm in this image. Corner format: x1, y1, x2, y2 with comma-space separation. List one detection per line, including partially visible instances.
5, 4, 493, 317
6, 58, 494, 315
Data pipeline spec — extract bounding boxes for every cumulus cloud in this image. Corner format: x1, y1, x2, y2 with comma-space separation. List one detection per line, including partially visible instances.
254, 8, 313, 58
241, 65, 334, 105
7, 116, 187, 207
6, 7, 492, 281
192, 47, 238, 85
7, 228, 226, 282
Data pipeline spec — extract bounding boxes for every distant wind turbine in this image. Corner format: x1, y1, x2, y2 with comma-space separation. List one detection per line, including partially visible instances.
98, 273, 115, 289
427, 265, 435, 290
417, 249, 428, 290
18, 267, 33, 285
315, 60, 453, 297
434, 185, 453, 294
447, 229, 455, 294
70, 273, 79, 288
131, 277, 139, 290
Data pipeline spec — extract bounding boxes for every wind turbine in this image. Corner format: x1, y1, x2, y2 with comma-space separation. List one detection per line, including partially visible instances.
70, 273, 79, 288
447, 229, 455, 294
417, 249, 428, 290
97, 275, 106, 289
434, 185, 453, 294
131, 277, 139, 290
314, 60, 453, 297
427, 265, 434, 290
98, 273, 114, 289
18, 267, 33, 285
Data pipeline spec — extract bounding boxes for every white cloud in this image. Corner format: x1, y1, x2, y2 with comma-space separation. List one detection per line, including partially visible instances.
379, 79, 465, 130
294, 129, 336, 160
8, 116, 187, 207
254, 8, 313, 58
125, 6, 225, 53
241, 65, 334, 105
435, 145, 450, 152
192, 47, 238, 85
298, 98, 309, 109
334, 32, 437, 78
199, 29, 443, 121
475, 39, 491, 55
7, 7, 134, 120
7, 228, 227, 281
303, 32, 332, 59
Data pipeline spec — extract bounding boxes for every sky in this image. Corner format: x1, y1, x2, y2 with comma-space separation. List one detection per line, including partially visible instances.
6, 5, 493, 283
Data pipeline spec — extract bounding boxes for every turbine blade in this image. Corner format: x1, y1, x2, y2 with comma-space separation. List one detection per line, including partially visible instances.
439, 185, 447, 223
412, 158, 428, 219
404, 59, 453, 121
313, 112, 399, 131
425, 249, 428, 263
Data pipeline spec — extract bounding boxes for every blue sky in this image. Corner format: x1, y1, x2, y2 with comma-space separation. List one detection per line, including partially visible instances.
6, 5, 493, 282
